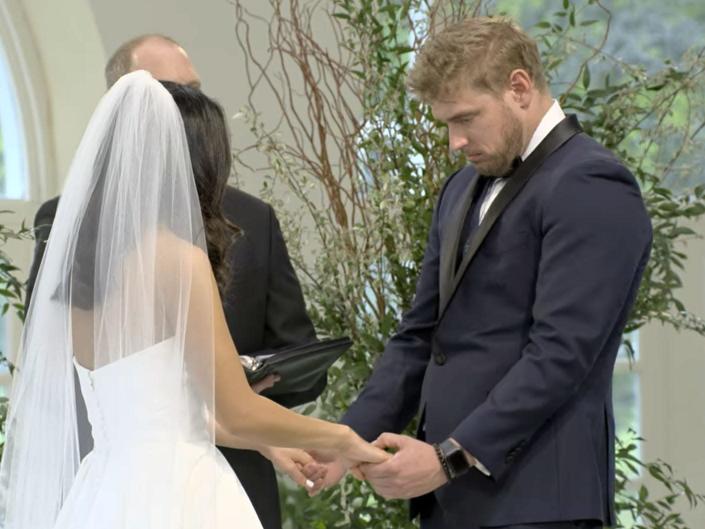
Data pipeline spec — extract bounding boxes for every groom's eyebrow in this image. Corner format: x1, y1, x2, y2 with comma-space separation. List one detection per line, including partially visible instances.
447, 110, 480, 123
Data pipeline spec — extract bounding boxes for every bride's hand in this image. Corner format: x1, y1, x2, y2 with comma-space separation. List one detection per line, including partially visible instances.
339, 426, 389, 467
305, 426, 390, 496
259, 446, 327, 493
310, 427, 388, 467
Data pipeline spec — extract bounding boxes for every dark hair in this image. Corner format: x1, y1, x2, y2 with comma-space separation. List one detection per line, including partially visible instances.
105, 34, 180, 88
160, 81, 240, 291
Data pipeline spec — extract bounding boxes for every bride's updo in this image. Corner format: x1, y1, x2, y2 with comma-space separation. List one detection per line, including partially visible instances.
160, 81, 240, 292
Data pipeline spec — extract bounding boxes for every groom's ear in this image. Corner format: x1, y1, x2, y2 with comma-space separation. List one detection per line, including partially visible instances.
507, 68, 534, 110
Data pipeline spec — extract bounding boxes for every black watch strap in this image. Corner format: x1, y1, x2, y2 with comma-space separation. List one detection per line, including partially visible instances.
433, 443, 452, 480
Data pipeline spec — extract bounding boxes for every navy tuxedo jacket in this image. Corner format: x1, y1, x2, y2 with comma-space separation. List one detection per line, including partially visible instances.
342, 130, 652, 527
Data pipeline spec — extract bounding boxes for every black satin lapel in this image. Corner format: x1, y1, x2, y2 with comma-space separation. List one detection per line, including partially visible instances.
450, 173, 532, 301
439, 175, 479, 310
437, 114, 583, 321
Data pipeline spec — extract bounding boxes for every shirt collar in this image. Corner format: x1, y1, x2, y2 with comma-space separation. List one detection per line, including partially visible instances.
520, 99, 566, 161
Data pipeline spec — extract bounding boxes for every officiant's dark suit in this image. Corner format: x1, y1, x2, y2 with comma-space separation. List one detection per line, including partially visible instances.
26, 186, 320, 529
342, 115, 652, 528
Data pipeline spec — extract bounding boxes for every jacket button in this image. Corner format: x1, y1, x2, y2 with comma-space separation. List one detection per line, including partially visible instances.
434, 352, 447, 365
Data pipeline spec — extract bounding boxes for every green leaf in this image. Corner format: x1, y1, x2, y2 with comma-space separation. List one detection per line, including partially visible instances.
582, 64, 591, 89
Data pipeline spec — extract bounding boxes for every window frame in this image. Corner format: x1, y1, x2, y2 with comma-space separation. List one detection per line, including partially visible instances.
0, 0, 55, 389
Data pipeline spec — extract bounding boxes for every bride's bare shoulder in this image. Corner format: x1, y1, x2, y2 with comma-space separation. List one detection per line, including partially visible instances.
152, 228, 212, 275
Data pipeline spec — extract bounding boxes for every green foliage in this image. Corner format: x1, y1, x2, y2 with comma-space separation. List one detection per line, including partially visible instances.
616, 431, 705, 529
0, 216, 30, 324
233, 0, 705, 527
0, 70, 34, 460
0, 214, 31, 458
530, 3, 705, 341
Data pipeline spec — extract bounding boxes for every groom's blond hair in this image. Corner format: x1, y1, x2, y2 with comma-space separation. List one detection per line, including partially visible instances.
407, 16, 548, 103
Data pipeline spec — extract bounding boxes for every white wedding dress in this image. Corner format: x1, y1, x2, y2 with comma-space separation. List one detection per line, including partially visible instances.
0, 72, 269, 528
51, 338, 263, 529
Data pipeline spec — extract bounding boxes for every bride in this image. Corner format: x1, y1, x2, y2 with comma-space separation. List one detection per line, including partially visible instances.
0, 70, 386, 528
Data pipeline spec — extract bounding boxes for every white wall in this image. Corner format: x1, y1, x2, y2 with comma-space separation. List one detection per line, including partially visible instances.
640, 217, 705, 526
20, 0, 106, 193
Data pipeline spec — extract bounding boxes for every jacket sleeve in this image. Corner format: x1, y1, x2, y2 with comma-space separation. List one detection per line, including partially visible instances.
452, 160, 652, 480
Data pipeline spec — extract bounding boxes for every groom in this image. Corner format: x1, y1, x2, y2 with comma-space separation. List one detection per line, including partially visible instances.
322, 16, 652, 529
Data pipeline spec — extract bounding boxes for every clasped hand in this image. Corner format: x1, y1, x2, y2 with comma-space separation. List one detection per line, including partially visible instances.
271, 431, 450, 500
266, 426, 390, 495
310, 433, 449, 500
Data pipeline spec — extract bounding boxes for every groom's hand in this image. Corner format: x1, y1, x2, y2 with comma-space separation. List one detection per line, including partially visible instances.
358, 433, 448, 500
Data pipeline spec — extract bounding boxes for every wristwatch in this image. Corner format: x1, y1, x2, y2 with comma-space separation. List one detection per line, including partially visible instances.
434, 438, 471, 480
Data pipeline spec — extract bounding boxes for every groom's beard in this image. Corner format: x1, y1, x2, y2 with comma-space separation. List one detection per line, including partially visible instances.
472, 106, 524, 177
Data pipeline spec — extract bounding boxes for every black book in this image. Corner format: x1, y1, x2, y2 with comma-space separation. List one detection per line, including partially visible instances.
241, 337, 352, 396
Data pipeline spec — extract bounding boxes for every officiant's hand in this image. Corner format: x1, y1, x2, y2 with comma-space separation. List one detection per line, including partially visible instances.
260, 446, 327, 493
358, 433, 448, 500
251, 374, 280, 394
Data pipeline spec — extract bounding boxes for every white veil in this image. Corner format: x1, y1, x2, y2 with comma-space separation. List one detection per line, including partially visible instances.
0, 71, 218, 528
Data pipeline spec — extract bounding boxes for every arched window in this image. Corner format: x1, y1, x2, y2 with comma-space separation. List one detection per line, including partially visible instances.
0, 33, 28, 363
0, 0, 55, 390
0, 38, 28, 200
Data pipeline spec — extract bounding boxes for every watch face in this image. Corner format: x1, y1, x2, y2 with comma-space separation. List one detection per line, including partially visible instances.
441, 441, 470, 478
447, 449, 467, 473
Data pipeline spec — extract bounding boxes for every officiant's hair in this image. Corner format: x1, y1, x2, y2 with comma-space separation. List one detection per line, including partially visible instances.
160, 81, 240, 292
105, 34, 179, 88
407, 16, 548, 103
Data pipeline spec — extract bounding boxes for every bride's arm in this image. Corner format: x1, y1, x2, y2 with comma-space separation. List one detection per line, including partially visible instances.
213, 420, 261, 451
210, 269, 349, 451
214, 421, 328, 491
185, 242, 385, 464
